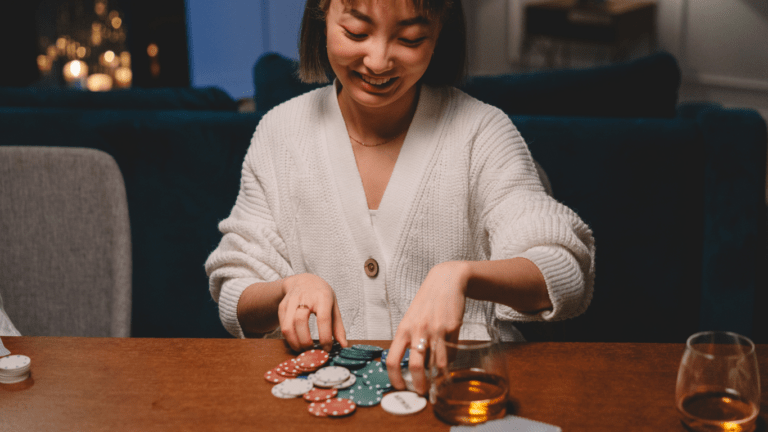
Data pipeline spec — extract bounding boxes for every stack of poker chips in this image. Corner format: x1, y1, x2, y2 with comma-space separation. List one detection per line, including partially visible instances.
263, 343, 426, 417
0, 355, 31, 384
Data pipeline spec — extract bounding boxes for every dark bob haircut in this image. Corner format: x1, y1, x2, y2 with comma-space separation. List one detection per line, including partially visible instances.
298, 0, 466, 86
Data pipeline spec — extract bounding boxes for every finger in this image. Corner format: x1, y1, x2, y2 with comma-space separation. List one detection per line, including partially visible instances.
280, 300, 301, 352
293, 305, 314, 350
315, 298, 334, 352
409, 336, 428, 395
331, 300, 348, 348
386, 334, 409, 390
433, 337, 448, 371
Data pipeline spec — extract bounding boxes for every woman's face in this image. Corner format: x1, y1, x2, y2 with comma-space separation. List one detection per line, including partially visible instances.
325, 0, 441, 111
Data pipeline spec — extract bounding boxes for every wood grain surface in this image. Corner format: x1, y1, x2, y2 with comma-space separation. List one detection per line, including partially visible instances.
1, 337, 765, 431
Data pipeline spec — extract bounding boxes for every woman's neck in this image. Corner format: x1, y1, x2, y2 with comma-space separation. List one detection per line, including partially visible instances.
337, 82, 420, 143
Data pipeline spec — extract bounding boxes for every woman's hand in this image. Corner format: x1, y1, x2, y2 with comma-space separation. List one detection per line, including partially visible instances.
386, 261, 470, 395
278, 273, 348, 352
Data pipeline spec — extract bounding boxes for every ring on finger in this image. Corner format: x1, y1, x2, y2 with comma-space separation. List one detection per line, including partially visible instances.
413, 338, 427, 352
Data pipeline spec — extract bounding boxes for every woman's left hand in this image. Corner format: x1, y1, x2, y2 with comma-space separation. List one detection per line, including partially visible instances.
386, 261, 470, 395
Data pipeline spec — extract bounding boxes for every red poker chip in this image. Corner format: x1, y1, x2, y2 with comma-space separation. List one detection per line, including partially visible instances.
303, 387, 338, 402
296, 350, 329, 369
308, 402, 329, 417
322, 398, 356, 417
276, 366, 300, 377
264, 368, 287, 384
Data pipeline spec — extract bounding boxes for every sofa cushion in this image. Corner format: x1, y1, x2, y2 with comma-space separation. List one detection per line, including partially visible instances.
463, 52, 681, 118
253, 51, 681, 118
0, 86, 238, 111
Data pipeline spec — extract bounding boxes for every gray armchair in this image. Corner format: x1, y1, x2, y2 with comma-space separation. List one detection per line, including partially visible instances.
0, 147, 131, 337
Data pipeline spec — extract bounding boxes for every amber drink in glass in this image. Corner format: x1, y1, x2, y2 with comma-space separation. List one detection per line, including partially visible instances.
675, 331, 760, 432
431, 322, 509, 425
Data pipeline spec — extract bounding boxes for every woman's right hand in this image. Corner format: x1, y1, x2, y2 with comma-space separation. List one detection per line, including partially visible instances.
278, 273, 348, 352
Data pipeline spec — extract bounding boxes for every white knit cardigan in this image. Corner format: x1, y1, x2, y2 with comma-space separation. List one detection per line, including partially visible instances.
205, 83, 595, 341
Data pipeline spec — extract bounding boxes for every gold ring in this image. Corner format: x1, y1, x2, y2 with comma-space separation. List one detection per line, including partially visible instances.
297, 304, 310, 310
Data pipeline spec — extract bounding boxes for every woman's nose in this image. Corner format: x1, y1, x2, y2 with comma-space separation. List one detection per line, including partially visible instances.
363, 39, 393, 74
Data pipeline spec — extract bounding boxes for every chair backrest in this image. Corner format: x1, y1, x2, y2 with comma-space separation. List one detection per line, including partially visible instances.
0, 146, 131, 337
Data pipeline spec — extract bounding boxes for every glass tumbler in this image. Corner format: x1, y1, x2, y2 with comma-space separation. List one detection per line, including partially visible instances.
676, 331, 761, 432
430, 322, 509, 425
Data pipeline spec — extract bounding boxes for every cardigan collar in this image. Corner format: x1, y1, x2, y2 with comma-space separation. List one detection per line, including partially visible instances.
322, 79, 446, 272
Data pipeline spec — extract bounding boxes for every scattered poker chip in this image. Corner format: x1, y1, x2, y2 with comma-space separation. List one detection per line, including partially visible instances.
333, 373, 356, 389
381, 391, 427, 415
297, 349, 330, 370
322, 398, 357, 417
308, 402, 329, 417
345, 384, 384, 407
274, 378, 314, 397
303, 387, 338, 402
312, 366, 350, 386
271, 385, 297, 399
264, 368, 288, 384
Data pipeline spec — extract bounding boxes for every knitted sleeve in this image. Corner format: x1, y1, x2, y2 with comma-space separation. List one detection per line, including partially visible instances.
205, 128, 294, 338
470, 108, 595, 322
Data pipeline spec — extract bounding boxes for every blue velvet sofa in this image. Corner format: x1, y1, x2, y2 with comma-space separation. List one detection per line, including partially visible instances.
1, 52, 765, 343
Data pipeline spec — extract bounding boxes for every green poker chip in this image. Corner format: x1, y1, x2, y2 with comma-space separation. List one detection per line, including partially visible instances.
351, 344, 384, 354
344, 384, 384, 407
332, 357, 368, 369
340, 348, 376, 360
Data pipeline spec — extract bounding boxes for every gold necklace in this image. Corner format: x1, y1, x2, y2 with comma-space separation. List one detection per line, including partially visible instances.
348, 129, 406, 147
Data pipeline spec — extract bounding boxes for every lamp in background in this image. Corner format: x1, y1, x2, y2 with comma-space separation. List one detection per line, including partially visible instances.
63, 60, 88, 88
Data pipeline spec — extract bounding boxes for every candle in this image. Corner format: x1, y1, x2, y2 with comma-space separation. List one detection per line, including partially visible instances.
63, 60, 88, 88
114, 67, 132, 88
87, 73, 113, 92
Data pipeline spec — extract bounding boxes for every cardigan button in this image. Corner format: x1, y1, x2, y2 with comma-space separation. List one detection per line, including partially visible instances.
364, 258, 379, 278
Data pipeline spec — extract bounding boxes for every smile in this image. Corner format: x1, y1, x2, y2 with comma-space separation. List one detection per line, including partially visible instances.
357, 72, 398, 88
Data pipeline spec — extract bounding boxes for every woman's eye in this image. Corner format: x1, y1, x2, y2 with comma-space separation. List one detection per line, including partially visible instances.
401, 37, 427, 46
344, 29, 367, 40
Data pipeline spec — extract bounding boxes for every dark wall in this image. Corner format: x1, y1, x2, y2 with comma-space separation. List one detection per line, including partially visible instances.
0, 2, 41, 87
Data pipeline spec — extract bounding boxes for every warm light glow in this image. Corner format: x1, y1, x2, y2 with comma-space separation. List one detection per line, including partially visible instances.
37, 55, 51, 72
77, 46, 87, 58
108, 10, 119, 20
95, 1, 106, 16
120, 51, 131, 67
87, 73, 113, 92
111, 17, 122, 29
56, 37, 67, 50
92, 23, 103, 46
46, 45, 57, 60
100, 50, 119, 68
147, 43, 159, 58
114, 67, 132, 88
104, 50, 115, 63
63, 60, 88, 82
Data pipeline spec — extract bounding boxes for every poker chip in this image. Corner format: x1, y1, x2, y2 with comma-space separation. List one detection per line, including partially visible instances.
312, 366, 350, 387
351, 344, 384, 355
332, 356, 368, 369
340, 348, 375, 360
0, 355, 31, 384
274, 378, 314, 397
264, 368, 288, 384
271, 385, 297, 399
303, 387, 338, 402
344, 384, 384, 407
296, 349, 329, 370
333, 373, 356, 389
308, 402, 329, 417
381, 391, 427, 415
322, 398, 356, 417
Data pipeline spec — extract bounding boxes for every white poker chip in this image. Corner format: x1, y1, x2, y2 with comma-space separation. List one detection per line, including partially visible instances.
0, 355, 31, 376
381, 391, 427, 415
274, 378, 314, 397
312, 366, 350, 386
271, 384, 297, 399
333, 373, 356, 389
0, 373, 30, 384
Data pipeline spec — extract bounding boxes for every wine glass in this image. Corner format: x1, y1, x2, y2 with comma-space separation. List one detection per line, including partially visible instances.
676, 331, 761, 432
429, 322, 509, 425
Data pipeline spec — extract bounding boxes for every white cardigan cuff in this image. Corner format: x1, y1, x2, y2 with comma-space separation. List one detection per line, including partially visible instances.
218, 277, 260, 339
495, 245, 588, 322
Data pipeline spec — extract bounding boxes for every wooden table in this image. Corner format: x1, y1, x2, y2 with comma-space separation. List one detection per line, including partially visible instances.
522, 0, 657, 67
1, 337, 766, 431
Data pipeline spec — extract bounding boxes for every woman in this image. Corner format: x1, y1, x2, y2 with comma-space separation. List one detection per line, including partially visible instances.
205, 0, 595, 395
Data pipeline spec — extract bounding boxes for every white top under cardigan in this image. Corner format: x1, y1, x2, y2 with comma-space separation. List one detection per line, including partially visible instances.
205, 83, 595, 341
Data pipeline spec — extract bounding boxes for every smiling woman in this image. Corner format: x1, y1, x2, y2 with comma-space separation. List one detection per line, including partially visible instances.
205, 0, 595, 399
